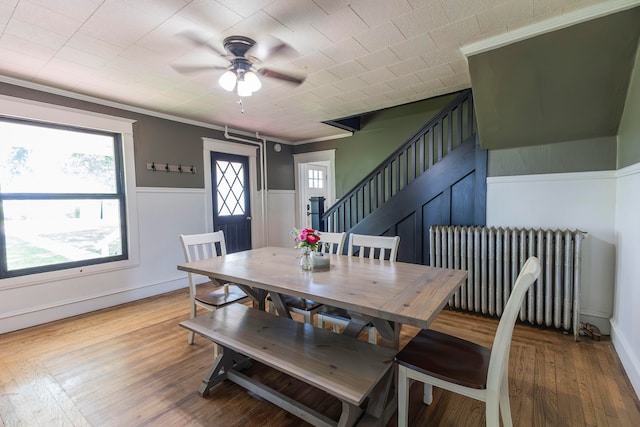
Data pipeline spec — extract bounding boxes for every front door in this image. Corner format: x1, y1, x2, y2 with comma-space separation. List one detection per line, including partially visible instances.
211, 152, 251, 253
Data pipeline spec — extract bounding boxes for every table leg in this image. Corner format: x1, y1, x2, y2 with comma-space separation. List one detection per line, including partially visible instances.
268, 293, 293, 319
370, 318, 401, 349
342, 317, 369, 338
235, 284, 268, 311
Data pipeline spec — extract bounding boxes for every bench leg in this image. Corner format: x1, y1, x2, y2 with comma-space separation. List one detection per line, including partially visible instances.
198, 352, 228, 397
199, 347, 252, 397
227, 369, 338, 427
337, 401, 362, 427
364, 368, 393, 419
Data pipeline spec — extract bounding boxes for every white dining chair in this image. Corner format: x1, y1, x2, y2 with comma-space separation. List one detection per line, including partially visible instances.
179, 231, 250, 345
268, 231, 346, 324
317, 231, 347, 255
317, 233, 400, 343
394, 256, 541, 427
347, 233, 400, 261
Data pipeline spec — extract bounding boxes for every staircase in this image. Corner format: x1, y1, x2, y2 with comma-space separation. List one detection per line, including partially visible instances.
320, 89, 487, 264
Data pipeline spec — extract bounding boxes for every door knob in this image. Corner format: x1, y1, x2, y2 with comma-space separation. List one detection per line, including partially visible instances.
246, 216, 252, 220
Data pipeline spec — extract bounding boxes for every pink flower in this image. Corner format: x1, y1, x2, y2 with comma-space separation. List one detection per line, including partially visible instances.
306, 233, 320, 244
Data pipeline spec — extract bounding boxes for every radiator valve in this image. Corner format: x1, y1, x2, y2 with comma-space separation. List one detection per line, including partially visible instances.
579, 322, 602, 341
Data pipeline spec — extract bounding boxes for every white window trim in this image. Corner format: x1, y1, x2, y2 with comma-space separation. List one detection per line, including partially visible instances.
0, 95, 140, 289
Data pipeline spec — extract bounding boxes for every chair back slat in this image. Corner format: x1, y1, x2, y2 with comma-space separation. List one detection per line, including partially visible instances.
318, 231, 346, 254
180, 231, 227, 263
348, 234, 400, 261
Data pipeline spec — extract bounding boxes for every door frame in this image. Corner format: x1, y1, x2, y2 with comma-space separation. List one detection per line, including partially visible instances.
293, 149, 336, 229
203, 138, 264, 248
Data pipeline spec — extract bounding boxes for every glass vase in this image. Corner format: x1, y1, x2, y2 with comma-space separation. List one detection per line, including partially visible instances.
299, 247, 313, 271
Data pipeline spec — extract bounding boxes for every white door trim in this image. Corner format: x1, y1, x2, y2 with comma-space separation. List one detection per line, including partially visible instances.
202, 138, 264, 248
293, 149, 336, 229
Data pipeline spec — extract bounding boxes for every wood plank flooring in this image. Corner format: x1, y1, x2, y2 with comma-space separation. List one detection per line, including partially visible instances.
1, 288, 639, 426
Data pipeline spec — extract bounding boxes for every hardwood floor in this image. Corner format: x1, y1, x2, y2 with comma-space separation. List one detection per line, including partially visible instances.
1, 288, 638, 426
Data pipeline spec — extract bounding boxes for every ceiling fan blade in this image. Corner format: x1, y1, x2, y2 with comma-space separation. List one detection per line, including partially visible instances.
247, 40, 295, 62
177, 31, 227, 57
172, 64, 227, 74
257, 68, 306, 85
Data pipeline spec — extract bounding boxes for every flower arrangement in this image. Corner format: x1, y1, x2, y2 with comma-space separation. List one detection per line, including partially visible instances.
291, 227, 321, 252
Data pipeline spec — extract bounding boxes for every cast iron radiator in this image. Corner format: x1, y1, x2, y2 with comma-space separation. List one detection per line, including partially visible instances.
429, 225, 587, 336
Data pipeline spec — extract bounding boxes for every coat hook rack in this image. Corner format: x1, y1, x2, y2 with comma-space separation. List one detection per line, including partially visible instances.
146, 162, 196, 174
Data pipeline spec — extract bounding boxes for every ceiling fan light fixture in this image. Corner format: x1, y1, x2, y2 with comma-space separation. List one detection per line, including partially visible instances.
244, 71, 261, 92
175, 33, 306, 97
218, 70, 237, 91
236, 78, 253, 97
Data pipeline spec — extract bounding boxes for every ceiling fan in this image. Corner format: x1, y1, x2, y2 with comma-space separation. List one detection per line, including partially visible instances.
173, 32, 306, 97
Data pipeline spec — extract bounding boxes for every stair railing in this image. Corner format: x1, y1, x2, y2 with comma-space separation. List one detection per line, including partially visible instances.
322, 89, 475, 232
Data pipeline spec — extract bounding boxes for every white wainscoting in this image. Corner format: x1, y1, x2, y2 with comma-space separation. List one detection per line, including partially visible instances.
266, 190, 296, 248
0, 187, 297, 334
0, 187, 205, 334
487, 170, 617, 334
613, 163, 640, 398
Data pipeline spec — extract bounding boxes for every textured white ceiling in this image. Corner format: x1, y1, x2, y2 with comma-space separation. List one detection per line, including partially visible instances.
0, 0, 623, 142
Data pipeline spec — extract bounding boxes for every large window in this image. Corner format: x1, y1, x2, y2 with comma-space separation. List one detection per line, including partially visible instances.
0, 117, 128, 278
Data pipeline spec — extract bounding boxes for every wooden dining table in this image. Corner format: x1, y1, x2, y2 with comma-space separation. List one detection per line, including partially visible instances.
177, 246, 467, 425
178, 246, 467, 347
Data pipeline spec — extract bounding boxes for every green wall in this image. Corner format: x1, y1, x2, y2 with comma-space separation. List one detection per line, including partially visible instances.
618, 42, 640, 168
8, 49, 639, 195
266, 141, 295, 190
294, 93, 457, 197
0, 82, 290, 190
488, 136, 617, 177
0, 83, 465, 194
488, 38, 639, 176
469, 7, 640, 150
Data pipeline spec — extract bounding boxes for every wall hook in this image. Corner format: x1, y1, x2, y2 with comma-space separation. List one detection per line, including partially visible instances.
147, 162, 196, 174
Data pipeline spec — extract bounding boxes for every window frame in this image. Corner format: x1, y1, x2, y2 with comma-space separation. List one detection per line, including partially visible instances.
0, 95, 139, 289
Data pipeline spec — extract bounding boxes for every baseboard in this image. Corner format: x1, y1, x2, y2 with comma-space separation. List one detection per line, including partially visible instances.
0, 277, 186, 334
610, 320, 640, 399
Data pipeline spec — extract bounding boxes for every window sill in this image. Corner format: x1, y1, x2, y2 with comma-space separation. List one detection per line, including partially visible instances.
0, 258, 141, 291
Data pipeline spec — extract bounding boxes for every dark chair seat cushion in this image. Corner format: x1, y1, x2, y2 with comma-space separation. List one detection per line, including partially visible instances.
319, 306, 350, 319
320, 307, 374, 327
268, 294, 323, 311
394, 329, 490, 390
280, 294, 323, 311
195, 282, 247, 307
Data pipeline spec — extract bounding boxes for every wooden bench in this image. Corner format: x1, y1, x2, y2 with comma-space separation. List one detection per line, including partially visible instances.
180, 303, 396, 427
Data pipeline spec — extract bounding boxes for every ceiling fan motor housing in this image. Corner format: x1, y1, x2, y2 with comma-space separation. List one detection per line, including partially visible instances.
223, 35, 256, 58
